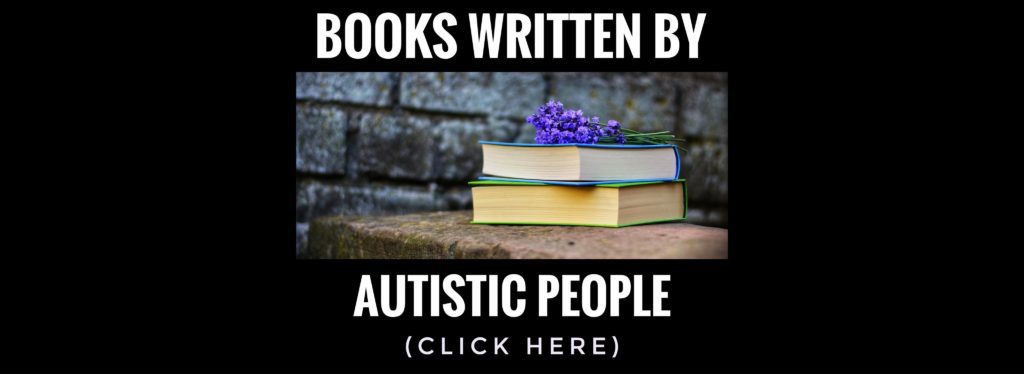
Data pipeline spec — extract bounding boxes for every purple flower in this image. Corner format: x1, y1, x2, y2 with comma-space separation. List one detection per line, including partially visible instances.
560, 130, 575, 143
526, 100, 629, 144
575, 127, 592, 143
536, 129, 558, 144
607, 120, 621, 133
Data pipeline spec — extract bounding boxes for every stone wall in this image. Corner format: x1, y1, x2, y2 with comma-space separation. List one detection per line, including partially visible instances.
296, 72, 728, 256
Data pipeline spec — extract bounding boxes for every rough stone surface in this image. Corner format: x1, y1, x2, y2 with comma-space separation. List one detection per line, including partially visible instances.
296, 104, 347, 174
680, 80, 728, 141
685, 142, 728, 204
351, 112, 435, 181
687, 207, 706, 224
707, 209, 728, 226
296, 72, 393, 106
296, 179, 311, 221
685, 207, 728, 228
435, 118, 518, 181
308, 211, 727, 259
441, 187, 473, 210
550, 73, 677, 133
400, 72, 545, 116
296, 222, 309, 257
514, 122, 537, 143
694, 72, 727, 83
296, 180, 447, 222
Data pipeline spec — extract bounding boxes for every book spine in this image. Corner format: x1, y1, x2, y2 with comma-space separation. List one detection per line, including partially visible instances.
682, 179, 688, 220
674, 145, 682, 180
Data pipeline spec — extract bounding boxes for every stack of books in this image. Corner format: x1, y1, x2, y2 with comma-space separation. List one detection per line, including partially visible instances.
471, 141, 687, 227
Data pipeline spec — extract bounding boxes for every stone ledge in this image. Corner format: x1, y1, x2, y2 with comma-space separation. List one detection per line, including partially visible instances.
307, 211, 727, 259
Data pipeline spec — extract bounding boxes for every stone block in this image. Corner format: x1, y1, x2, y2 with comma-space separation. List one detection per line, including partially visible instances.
684, 142, 728, 204
308, 211, 728, 259
550, 73, 677, 133
350, 112, 435, 181
400, 72, 545, 116
296, 104, 347, 174
435, 117, 518, 181
296, 72, 393, 106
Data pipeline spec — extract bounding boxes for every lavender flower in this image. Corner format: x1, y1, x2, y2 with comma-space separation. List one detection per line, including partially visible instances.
575, 127, 592, 143
607, 120, 620, 133
526, 100, 624, 145
525, 99, 683, 147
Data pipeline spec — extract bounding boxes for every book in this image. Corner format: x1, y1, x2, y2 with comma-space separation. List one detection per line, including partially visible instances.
480, 141, 681, 182
470, 179, 687, 228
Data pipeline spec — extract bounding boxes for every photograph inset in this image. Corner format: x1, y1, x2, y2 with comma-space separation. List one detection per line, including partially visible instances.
296, 72, 727, 259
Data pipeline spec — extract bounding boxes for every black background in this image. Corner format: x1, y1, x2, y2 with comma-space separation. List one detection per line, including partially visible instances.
172, 3, 879, 369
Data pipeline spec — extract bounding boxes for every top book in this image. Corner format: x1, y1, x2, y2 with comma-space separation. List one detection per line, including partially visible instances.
480, 141, 681, 182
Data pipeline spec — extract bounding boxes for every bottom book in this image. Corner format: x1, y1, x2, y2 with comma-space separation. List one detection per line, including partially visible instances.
470, 179, 688, 228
